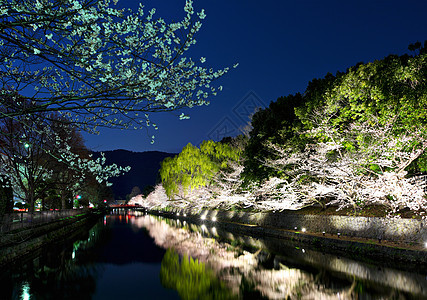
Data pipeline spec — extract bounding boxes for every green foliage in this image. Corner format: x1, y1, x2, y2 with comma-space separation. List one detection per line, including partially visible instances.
245, 42, 427, 183
297, 51, 427, 137
142, 185, 155, 197
243, 93, 307, 181
160, 249, 235, 300
160, 141, 240, 198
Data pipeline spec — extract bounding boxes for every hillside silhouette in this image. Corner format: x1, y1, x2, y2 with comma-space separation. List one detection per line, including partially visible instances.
92, 150, 176, 199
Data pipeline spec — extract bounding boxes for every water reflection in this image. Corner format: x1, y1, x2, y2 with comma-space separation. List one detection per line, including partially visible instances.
160, 249, 235, 300
3, 210, 427, 299
1, 212, 179, 300
131, 213, 427, 299
1, 219, 103, 300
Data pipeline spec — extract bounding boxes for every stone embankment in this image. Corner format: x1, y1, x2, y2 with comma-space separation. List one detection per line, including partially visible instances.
149, 208, 427, 264
0, 209, 102, 265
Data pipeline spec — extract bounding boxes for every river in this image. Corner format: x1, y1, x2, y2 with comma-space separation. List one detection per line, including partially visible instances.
2, 209, 427, 299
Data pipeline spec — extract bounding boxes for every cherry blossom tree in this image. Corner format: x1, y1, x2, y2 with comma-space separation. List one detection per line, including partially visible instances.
262, 113, 427, 215
0, 0, 235, 139
0, 99, 129, 212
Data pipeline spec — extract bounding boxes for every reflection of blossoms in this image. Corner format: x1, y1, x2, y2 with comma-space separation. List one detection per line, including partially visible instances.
131, 215, 358, 299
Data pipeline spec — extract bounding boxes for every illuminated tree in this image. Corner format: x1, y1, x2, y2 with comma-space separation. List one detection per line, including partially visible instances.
0, 97, 129, 212
242, 45, 427, 213
262, 116, 427, 214
0, 101, 59, 211
31, 117, 90, 209
0, 0, 235, 138
160, 140, 240, 200
295, 47, 427, 170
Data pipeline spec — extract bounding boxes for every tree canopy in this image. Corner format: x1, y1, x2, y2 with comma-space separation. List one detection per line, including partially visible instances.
147, 42, 427, 215
0, 0, 235, 138
241, 42, 427, 212
160, 140, 240, 199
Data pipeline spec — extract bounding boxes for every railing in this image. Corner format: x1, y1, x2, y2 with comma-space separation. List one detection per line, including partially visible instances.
0, 209, 89, 234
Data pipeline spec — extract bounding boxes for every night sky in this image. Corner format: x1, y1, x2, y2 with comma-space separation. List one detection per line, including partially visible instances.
82, 0, 427, 153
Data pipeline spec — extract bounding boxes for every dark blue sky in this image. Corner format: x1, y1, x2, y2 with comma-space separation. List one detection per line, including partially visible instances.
83, 0, 427, 153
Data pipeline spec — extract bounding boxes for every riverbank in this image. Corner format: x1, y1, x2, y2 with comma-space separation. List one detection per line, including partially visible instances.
0, 209, 103, 266
148, 208, 427, 264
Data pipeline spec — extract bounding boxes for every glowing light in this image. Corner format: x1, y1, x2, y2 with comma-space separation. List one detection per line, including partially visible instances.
302, 249, 305, 253
301, 228, 306, 233
72, 251, 75, 259
183, 213, 187, 217
337, 232, 341, 238
294, 227, 297, 230
24, 143, 30, 149
212, 216, 217, 222
201, 215, 206, 220
424, 242, 427, 248
21, 282, 30, 300
177, 212, 180, 216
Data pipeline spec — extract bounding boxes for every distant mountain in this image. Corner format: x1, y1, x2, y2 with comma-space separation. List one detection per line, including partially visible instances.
92, 150, 176, 199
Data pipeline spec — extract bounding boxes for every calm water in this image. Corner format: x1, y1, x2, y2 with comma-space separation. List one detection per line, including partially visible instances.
2, 209, 427, 299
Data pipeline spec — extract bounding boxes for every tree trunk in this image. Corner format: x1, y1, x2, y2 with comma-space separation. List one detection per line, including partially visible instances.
61, 190, 66, 210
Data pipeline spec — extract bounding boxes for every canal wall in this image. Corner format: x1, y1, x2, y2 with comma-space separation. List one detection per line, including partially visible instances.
148, 208, 427, 263
0, 210, 101, 266
163, 209, 427, 245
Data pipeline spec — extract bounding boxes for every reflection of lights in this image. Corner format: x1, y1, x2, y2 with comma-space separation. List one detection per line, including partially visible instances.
212, 216, 217, 222
301, 228, 306, 233
177, 213, 180, 216
201, 215, 206, 220
201, 224, 207, 233
21, 282, 30, 300
211, 227, 218, 236
104, 216, 107, 226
